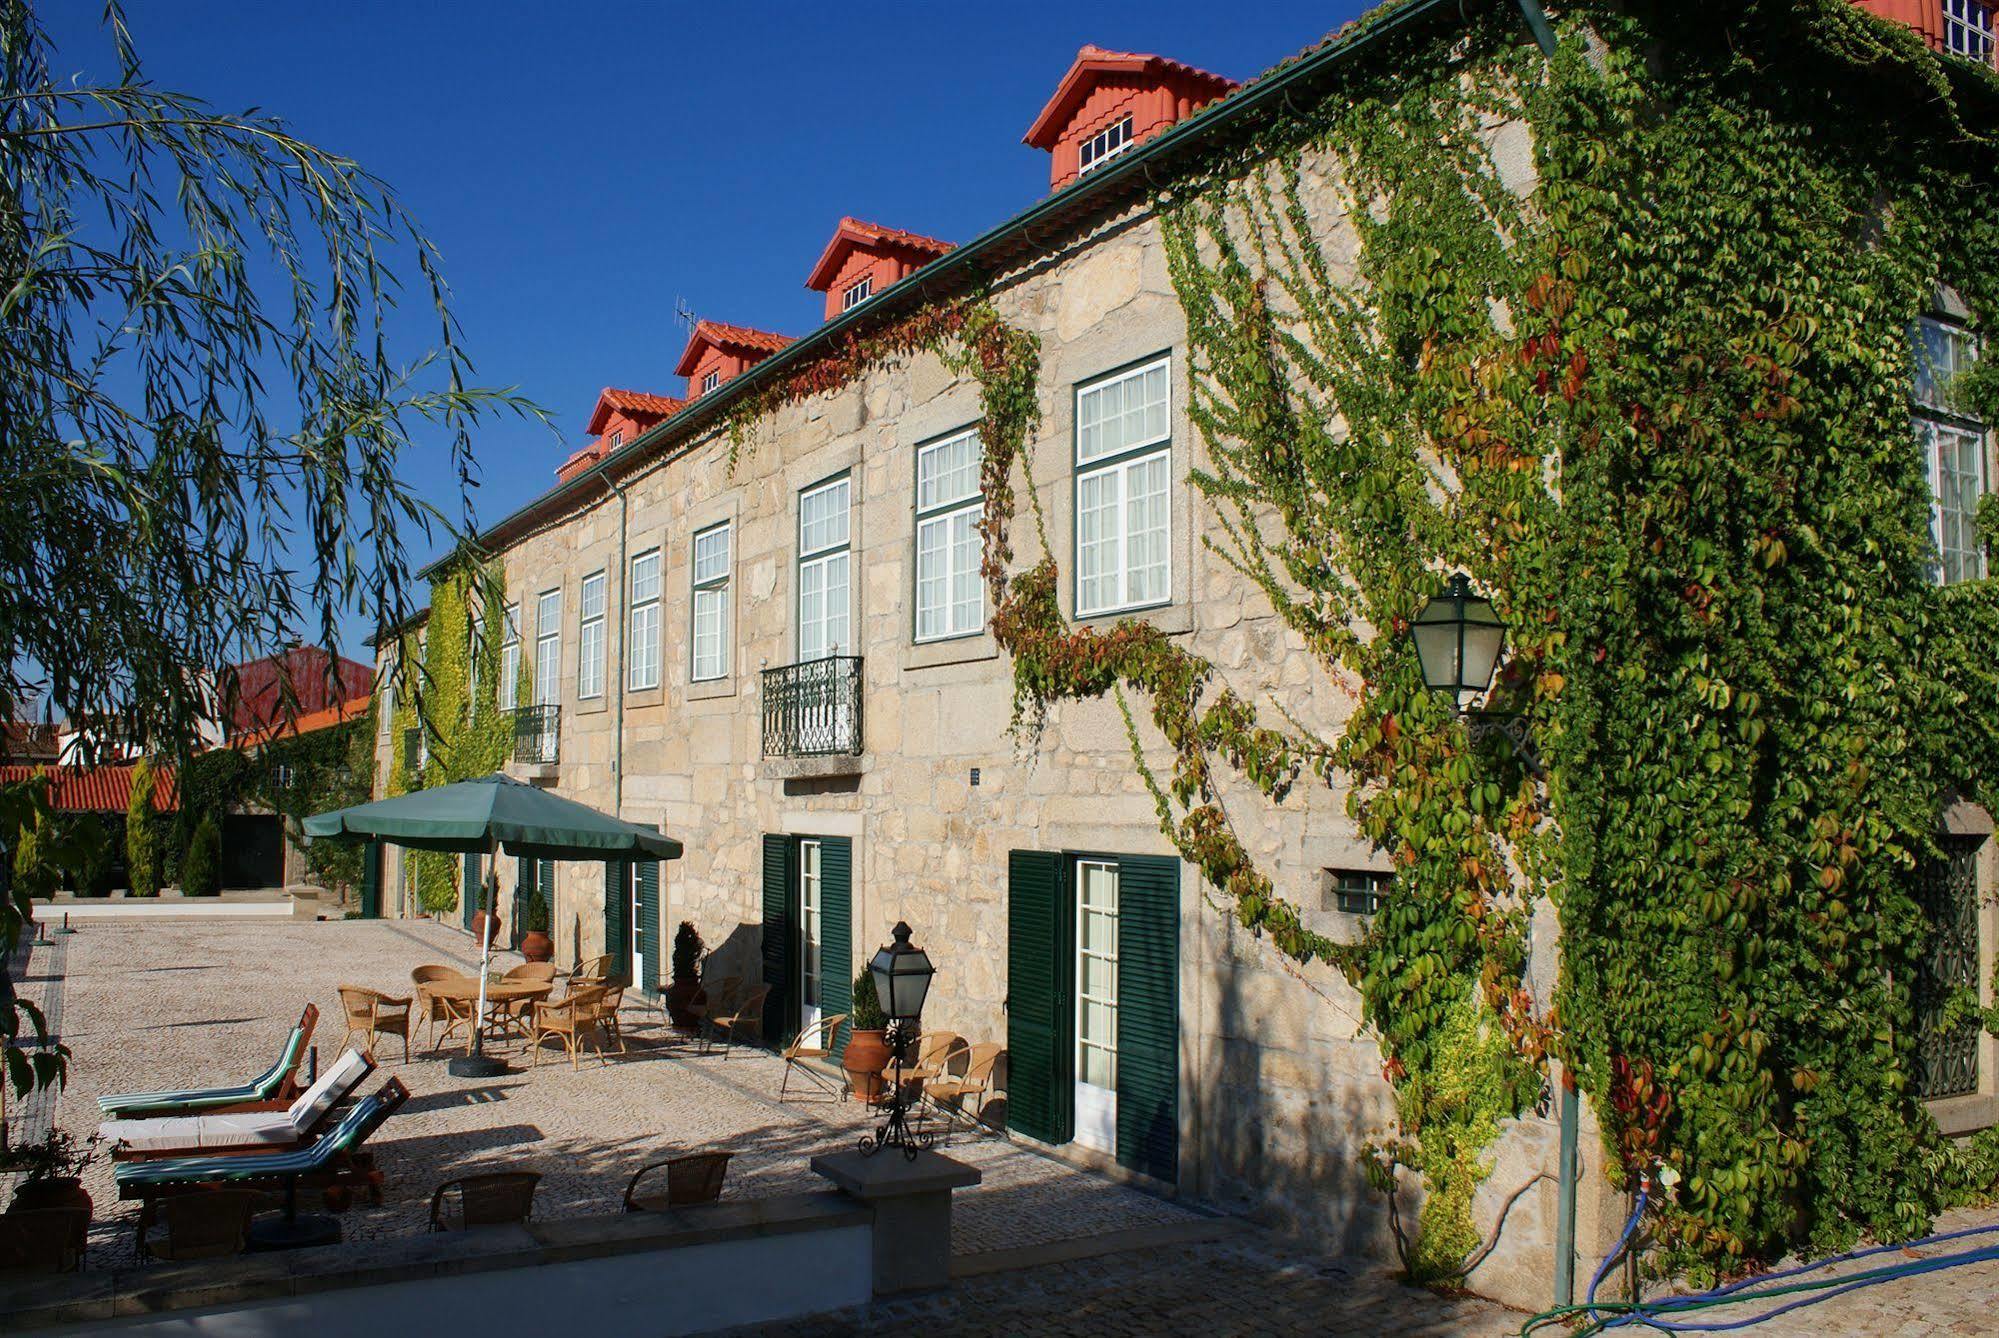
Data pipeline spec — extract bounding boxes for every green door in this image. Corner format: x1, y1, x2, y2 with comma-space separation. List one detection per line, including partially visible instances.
1115, 854, 1180, 1182
818, 837, 853, 1060
603, 860, 630, 982
461, 853, 479, 931
1006, 849, 1074, 1145
358, 841, 381, 919
636, 857, 661, 995
761, 834, 797, 1047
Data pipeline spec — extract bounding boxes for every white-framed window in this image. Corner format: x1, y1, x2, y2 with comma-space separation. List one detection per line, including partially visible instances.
701, 369, 720, 396
1914, 316, 1991, 584
534, 588, 561, 707
914, 427, 984, 641
842, 276, 872, 311
1078, 114, 1134, 176
499, 601, 520, 706
1947, 0, 1995, 63
628, 548, 662, 691
1075, 355, 1172, 616
798, 476, 851, 661
608, 429, 624, 450
577, 570, 606, 699
691, 524, 732, 682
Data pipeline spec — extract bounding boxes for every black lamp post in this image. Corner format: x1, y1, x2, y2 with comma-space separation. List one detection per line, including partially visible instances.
860, 921, 936, 1161
1411, 573, 1543, 775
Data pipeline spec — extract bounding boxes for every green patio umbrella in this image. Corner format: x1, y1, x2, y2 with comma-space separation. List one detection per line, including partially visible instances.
304, 774, 682, 1075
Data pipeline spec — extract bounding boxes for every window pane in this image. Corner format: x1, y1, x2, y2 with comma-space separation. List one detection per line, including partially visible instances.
1076, 357, 1169, 465
800, 478, 850, 555
917, 430, 981, 512
631, 549, 661, 604
1124, 452, 1171, 606
694, 526, 731, 585
916, 515, 948, 641
581, 572, 605, 621
1076, 467, 1121, 615
629, 603, 659, 690
950, 508, 982, 635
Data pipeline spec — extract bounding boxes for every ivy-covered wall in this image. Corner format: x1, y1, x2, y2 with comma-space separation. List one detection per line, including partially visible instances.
384, 560, 522, 913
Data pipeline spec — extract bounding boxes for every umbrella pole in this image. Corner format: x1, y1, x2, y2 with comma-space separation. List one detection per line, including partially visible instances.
448, 840, 508, 1079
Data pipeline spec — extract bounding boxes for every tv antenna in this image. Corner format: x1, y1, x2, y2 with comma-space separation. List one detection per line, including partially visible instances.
674, 297, 699, 333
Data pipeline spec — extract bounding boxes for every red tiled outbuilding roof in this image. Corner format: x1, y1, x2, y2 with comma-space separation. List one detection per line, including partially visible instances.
584, 387, 686, 435
673, 320, 796, 377
227, 693, 370, 750
0, 764, 178, 813
1023, 44, 1239, 149
804, 218, 955, 293
225, 647, 373, 736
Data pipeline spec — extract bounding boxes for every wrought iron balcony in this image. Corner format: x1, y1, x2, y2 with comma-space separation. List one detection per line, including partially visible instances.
512, 704, 561, 766
762, 656, 864, 758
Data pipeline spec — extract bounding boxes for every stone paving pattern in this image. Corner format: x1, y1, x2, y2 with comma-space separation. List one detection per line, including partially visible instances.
36, 917, 1199, 1269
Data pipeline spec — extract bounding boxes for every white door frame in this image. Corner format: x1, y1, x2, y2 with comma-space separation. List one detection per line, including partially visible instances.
1073, 858, 1119, 1154
799, 838, 824, 1038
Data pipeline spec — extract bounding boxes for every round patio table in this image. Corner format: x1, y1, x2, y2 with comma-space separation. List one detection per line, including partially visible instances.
419, 977, 553, 1056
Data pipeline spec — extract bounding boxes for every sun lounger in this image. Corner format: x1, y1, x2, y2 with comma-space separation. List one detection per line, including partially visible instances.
101, 1048, 375, 1161
116, 1078, 409, 1220
96, 1004, 318, 1119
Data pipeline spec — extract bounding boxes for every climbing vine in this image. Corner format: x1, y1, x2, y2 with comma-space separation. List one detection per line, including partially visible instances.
387, 559, 521, 913
707, 0, 1999, 1280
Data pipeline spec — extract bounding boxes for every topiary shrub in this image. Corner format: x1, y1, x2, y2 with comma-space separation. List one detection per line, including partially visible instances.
180, 813, 222, 896
124, 758, 159, 896
850, 969, 886, 1032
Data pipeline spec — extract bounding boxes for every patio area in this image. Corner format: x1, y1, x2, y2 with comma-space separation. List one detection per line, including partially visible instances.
23, 915, 1207, 1271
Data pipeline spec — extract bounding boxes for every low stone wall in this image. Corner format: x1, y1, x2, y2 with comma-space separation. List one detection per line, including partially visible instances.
4, 1193, 870, 1336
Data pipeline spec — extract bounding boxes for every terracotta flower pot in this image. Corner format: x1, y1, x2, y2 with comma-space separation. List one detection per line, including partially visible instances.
519, 930, 553, 964
666, 977, 702, 1029
10, 1178, 90, 1256
470, 909, 502, 948
843, 1028, 891, 1103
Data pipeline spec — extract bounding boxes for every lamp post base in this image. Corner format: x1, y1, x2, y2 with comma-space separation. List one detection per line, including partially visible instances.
447, 1054, 510, 1079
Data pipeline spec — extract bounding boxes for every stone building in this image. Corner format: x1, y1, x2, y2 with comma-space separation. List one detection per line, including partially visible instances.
365, 0, 1999, 1310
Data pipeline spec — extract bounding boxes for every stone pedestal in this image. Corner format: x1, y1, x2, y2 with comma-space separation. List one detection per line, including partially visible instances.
810, 1148, 981, 1296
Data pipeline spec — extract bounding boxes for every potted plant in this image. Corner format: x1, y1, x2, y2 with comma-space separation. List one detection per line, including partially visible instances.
842, 969, 891, 1103
4, 1127, 96, 1258
666, 921, 704, 1030
518, 893, 552, 963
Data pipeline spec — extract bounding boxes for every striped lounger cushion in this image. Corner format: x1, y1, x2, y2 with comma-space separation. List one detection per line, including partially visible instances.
115, 1080, 406, 1192
99, 1049, 374, 1153
97, 1011, 313, 1118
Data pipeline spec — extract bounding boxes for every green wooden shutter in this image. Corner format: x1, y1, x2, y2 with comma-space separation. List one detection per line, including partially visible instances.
358, 841, 381, 919
636, 858, 661, 995
761, 834, 797, 1047
1115, 854, 1180, 1182
603, 861, 629, 980
1007, 849, 1073, 1145
461, 854, 479, 931
819, 837, 853, 1060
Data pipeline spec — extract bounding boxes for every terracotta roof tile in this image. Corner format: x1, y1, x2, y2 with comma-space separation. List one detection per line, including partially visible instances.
674, 320, 796, 377
1025, 43, 1240, 148
227, 693, 371, 749
806, 217, 956, 292
0, 764, 178, 813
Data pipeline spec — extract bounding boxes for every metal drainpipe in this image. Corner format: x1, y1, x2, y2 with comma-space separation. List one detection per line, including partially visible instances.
1554, 1069, 1580, 1307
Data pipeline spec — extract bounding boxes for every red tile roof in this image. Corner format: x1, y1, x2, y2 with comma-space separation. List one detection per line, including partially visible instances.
585, 386, 686, 436
0, 764, 178, 813
1024, 44, 1240, 149
805, 218, 956, 292
674, 320, 796, 378
227, 693, 370, 749
224, 647, 373, 736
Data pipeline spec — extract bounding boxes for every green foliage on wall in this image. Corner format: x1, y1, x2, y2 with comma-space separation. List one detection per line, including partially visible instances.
386, 560, 520, 915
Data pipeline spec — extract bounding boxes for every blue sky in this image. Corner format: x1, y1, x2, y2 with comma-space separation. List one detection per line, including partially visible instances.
46, 1, 1370, 655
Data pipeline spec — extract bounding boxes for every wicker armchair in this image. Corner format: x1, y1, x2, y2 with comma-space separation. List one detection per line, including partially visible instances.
779, 1012, 848, 1101
623, 1152, 732, 1212
411, 966, 473, 1050
684, 974, 739, 1035
571, 953, 619, 989
700, 983, 769, 1057
138, 1189, 269, 1262
337, 985, 412, 1063
528, 984, 610, 1069
489, 962, 558, 1041
0, 1207, 87, 1273
923, 1042, 1003, 1127
586, 983, 629, 1055
429, 1172, 541, 1231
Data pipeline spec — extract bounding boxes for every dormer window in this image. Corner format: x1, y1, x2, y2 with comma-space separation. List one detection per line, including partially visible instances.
1078, 115, 1134, 176
608, 430, 623, 450
806, 218, 954, 323
701, 370, 720, 396
1947, 1, 1996, 62
842, 276, 873, 312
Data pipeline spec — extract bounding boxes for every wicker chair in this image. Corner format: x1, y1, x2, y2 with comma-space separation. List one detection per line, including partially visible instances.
587, 983, 629, 1055
779, 1012, 848, 1101
570, 953, 619, 989
138, 1189, 269, 1262
337, 985, 412, 1064
528, 985, 610, 1069
700, 983, 769, 1057
429, 1172, 541, 1231
411, 966, 473, 1050
684, 974, 739, 1036
623, 1152, 732, 1212
0, 1207, 87, 1273
923, 1042, 1003, 1128
903, 1030, 965, 1085
489, 962, 558, 1041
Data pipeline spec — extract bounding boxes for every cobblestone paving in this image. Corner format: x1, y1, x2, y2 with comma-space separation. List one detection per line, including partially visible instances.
36, 917, 1202, 1269
729, 1234, 1523, 1337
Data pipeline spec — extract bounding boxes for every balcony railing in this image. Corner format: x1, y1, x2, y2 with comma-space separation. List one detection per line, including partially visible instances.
762, 656, 863, 758
512, 704, 561, 766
